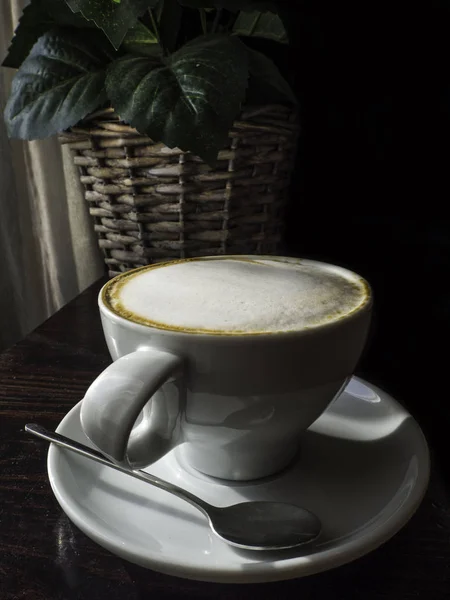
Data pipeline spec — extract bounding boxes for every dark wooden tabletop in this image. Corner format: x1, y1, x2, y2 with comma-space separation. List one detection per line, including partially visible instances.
1, 276, 450, 600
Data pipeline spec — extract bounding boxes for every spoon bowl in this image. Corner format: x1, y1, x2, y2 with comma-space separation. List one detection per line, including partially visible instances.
208, 501, 322, 551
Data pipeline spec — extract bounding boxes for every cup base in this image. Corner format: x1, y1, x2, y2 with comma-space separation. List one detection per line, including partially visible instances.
174, 441, 302, 483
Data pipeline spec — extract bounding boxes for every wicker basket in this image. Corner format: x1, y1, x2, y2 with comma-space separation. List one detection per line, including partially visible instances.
60, 105, 299, 278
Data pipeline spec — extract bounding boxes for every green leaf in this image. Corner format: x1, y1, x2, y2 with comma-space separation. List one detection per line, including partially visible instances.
44, 0, 98, 24
4, 29, 112, 139
247, 47, 296, 105
233, 10, 288, 43
106, 35, 249, 164
122, 20, 160, 55
2, 0, 95, 69
124, 21, 158, 45
66, 0, 160, 49
2, 0, 52, 68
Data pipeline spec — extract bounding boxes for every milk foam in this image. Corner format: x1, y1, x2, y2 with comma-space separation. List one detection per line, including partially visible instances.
106, 258, 368, 334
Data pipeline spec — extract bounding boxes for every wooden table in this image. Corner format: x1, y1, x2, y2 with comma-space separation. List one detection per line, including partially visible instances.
1, 278, 450, 599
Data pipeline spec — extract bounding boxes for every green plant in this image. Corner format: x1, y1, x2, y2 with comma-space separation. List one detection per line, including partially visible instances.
2, 0, 296, 165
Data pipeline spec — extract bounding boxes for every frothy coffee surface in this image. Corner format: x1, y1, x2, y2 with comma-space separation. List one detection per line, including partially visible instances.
105, 258, 368, 334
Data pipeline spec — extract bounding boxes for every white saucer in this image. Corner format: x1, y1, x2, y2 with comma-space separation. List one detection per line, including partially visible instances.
47, 377, 430, 584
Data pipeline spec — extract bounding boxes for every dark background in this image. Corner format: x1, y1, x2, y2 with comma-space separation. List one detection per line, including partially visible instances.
279, 1, 450, 471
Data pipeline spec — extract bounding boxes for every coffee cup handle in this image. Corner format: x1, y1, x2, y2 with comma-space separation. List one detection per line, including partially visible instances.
80, 347, 183, 469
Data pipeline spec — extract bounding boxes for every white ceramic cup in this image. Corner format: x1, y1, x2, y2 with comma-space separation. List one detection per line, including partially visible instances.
80, 256, 372, 481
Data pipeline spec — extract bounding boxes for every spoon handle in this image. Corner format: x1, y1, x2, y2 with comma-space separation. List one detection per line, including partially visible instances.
26, 423, 113, 464
25, 423, 212, 516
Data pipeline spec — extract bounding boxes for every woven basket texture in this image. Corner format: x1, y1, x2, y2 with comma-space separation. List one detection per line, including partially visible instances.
60, 105, 299, 278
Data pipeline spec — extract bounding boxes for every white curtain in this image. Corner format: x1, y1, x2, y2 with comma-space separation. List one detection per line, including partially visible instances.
0, 0, 104, 351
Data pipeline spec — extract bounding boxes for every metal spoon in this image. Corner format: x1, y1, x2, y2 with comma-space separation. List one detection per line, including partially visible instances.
25, 423, 321, 551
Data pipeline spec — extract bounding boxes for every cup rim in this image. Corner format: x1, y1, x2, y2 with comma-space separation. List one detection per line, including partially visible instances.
98, 256, 372, 340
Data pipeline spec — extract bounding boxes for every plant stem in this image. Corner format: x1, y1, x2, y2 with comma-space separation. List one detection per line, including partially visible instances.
226, 10, 238, 33
248, 12, 260, 36
149, 8, 161, 45
199, 9, 207, 35
211, 8, 222, 34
